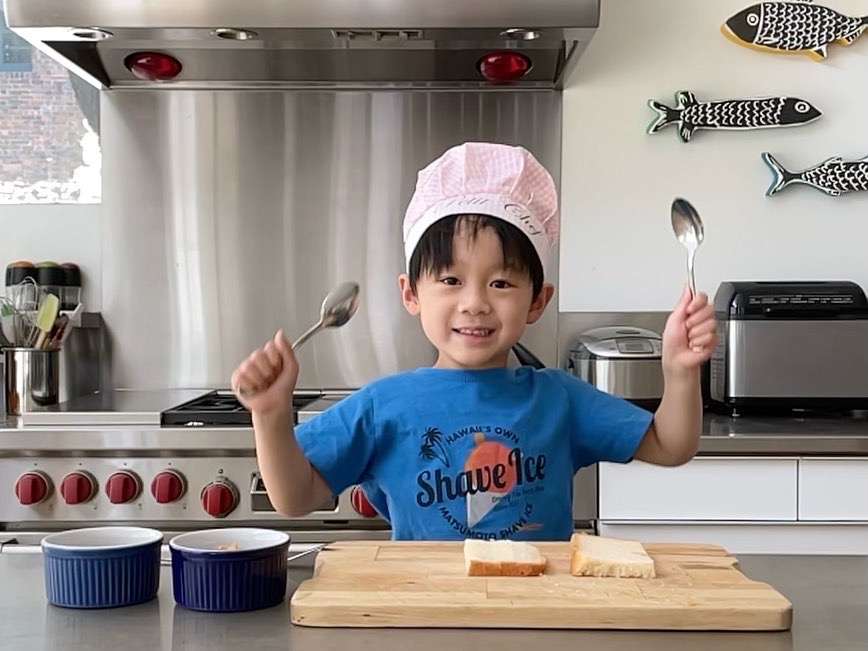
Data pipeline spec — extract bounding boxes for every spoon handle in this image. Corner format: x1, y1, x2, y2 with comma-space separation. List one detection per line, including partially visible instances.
291, 320, 324, 350
687, 252, 696, 297
235, 319, 323, 398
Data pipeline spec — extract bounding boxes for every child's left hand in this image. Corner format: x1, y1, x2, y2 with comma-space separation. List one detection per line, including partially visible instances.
661, 284, 718, 375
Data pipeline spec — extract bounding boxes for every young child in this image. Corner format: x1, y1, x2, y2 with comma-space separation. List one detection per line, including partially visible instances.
231, 142, 718, 541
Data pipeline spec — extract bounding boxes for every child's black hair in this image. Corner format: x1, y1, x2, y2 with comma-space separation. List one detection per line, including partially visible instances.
407, 214, 544, 298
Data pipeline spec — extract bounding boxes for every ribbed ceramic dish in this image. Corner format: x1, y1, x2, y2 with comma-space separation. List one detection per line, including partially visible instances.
41, 526, 162, 609
169, 528, 290, 612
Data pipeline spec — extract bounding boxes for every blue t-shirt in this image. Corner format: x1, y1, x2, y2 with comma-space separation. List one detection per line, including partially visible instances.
294, 366, 653, 541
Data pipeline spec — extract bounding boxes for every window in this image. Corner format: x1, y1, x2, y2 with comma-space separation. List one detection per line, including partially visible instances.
0, 10, 31, 72
0, 8, 101, 204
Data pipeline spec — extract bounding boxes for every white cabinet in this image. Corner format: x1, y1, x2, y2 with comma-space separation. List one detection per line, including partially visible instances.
597, 455, 868, 554
798, 458, 868, 521
598, 458, 798, 521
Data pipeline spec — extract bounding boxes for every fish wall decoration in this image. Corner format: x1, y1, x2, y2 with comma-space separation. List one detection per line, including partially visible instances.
722, 1, 867, 61
762, 152, 868, 196
647, 91, 822, 143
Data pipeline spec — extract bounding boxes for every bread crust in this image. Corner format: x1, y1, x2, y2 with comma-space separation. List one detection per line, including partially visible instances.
466, 557, 547, 577
569, 532, 584, 576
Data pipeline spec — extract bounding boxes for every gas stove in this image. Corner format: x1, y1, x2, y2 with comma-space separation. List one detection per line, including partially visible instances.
0, 389, 389, 544
159, 390, 322, 427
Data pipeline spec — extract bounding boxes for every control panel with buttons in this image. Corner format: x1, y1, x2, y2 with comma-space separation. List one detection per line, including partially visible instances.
1, 458, 381, 523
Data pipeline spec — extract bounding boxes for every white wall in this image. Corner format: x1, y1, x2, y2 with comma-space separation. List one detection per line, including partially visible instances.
560, 0, 868, 311
0, 204, 102, 310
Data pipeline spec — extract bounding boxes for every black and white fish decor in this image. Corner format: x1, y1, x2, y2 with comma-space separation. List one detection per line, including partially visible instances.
762, 152, 868, 196
647, 91, 822, 143
722, 2, 868, 61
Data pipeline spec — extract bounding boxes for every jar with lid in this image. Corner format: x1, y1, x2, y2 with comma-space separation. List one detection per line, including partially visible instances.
60, 263, 82, 310
34, 262, 66, 306
5, 261, 38, 311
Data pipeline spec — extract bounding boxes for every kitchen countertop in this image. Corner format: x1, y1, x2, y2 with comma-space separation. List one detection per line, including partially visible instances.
698, 411, 868, 454
3, 388, 868, 455
3, 411, 868, 456
13, 389, 214, 427
1, 551, 865, 651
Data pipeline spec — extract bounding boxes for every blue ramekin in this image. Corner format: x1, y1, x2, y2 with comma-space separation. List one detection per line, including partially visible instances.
169, 528, 290, 612
41, 526, 163, 609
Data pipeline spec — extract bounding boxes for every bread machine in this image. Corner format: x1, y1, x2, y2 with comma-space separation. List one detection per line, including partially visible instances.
568, 326, 664, 409
708, 281, 868, 414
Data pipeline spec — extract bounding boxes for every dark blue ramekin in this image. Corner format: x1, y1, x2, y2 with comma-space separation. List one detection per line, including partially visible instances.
41, 526, 163, 609
169, 528, 290, 612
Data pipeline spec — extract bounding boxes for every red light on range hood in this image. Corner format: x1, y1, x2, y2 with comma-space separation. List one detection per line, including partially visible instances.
477, 51, 532, 83
124, 51, 183, 82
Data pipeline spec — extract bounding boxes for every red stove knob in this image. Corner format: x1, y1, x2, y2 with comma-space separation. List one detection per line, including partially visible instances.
200, 480, 239, 518
60, 471, 97, 505
14, 471, 52, 505
350, 486, 378, 517
105, 470, 141, 504
150, 470, 187, 504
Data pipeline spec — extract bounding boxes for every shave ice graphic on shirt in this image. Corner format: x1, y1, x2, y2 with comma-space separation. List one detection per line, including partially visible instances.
464, 431, 515, 527
415, 424, 547, 539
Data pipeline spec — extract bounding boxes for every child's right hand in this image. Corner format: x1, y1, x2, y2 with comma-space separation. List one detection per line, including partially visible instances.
231, 330, 299, 415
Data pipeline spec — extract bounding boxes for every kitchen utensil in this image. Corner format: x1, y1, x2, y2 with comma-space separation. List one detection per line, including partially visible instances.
237, 281, 360, 397
169, 528, 291, 612
0, 296, 34, 346
46, 314, 69, 349
670, 197, 705, 296
41, 526, 162, 609
290, 540, 793, 630
0, 299, 17, 346
32, 293, 59, 349
5, 265, 38, 312
292, 281, 360, 349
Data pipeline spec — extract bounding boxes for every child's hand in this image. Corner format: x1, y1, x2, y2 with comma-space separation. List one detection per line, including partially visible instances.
661, 285, 718, 376
230, 330, 299, 415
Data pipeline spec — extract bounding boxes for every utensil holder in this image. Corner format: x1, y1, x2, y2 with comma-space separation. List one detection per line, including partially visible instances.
3, 347, 60, 415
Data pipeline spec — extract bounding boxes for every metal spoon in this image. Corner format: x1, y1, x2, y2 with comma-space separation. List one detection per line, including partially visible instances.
670, 197, 705, 297
291, 281, 360, 350
237, 281, 360, 397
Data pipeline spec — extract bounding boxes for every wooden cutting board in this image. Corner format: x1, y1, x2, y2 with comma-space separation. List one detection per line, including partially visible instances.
290, 540, 792, 630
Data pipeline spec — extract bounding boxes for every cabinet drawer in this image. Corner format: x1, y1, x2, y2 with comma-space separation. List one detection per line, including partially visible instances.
799, 459, 868, 521
599, 458, 797, 521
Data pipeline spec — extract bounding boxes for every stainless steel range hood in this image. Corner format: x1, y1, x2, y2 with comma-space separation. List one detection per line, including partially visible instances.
2, 0, 598, 90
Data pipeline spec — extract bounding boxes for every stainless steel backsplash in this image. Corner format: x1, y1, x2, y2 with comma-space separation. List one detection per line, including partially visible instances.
101, 91, 562, 390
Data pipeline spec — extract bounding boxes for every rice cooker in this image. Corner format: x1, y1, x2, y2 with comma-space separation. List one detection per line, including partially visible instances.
567, 326, 664, 410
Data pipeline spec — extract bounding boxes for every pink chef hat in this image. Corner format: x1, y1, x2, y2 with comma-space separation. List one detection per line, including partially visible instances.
402, 142, 560, 273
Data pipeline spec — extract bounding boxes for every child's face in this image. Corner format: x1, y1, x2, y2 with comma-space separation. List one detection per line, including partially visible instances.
399, 224, 553, 369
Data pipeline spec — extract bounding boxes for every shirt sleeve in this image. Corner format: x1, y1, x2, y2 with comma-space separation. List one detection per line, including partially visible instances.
358, 479, 391, 523
294, 387, 378, 496
555, 371, 654, 470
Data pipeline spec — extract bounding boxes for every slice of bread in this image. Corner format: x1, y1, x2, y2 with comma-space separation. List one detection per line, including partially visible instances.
463, 539, 547, 576
569, 533, 656, 579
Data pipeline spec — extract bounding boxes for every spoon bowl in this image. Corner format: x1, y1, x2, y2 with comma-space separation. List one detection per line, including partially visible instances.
292, 281, 360, 348
236, 281, 360, 397
670, 197, 705, 296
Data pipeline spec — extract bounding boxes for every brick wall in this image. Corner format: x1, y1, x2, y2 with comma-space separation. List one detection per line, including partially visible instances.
0, 48, 89, 184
